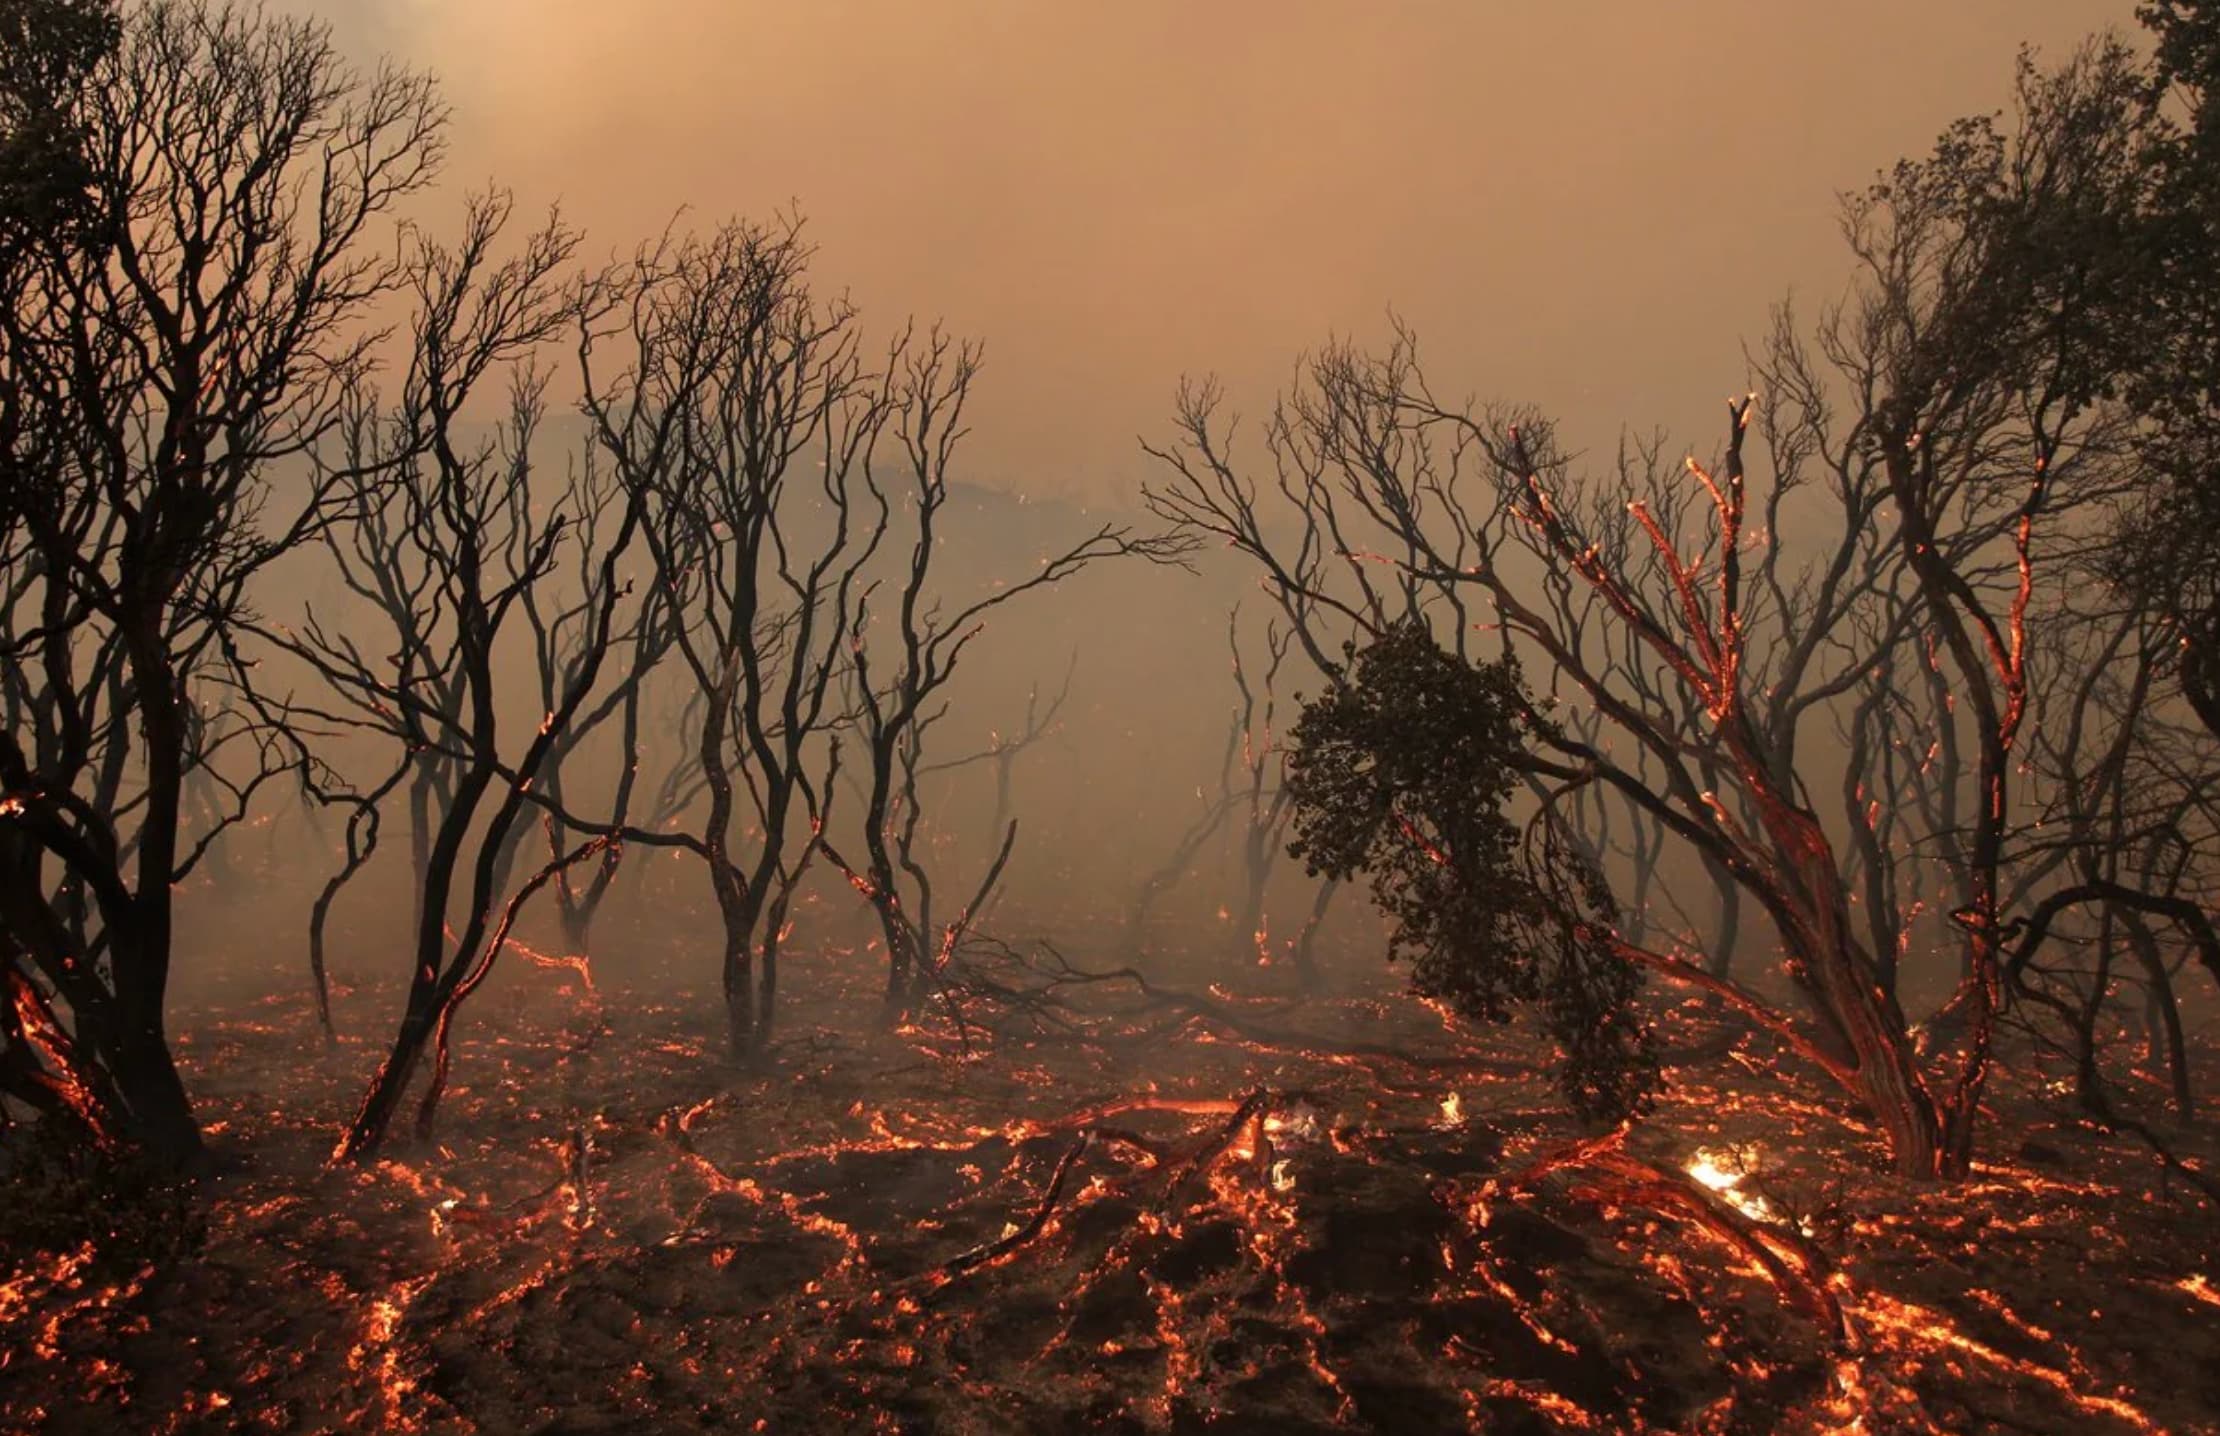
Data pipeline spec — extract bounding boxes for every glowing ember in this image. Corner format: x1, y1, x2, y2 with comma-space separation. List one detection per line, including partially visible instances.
2, 948, 2210, 1432
1683, 1145, 1792, 1228
1684, 1151, 1742, 1192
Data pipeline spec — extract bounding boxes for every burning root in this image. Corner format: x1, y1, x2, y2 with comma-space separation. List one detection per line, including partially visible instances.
1495, 1126, 1850, 1343
926, 1088, 1328, 1289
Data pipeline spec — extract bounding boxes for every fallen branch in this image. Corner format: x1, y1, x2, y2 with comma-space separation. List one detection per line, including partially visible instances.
928, 1132, 1093, 1282
1497, 1127, 1850, 1344
950, 941, 1532, 1081
1156, 1088, 1272, 1213
2072, 1112, 2220, 1206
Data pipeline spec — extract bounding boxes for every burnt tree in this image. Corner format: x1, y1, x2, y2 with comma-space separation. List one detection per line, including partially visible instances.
0, 0, 442, 1166
270, 195, 651, 1160
832, 333, 1193, 1020
585, 217, 883, 1059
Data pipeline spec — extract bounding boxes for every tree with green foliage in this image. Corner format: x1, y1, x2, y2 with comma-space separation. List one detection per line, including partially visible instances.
1283, 621, 1657, 1125
0, 0, 113, 251
2106, 3, 2220, 737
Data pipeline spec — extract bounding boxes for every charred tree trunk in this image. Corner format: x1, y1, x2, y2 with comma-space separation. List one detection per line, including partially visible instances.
699, 667, 757, 1059
1289, 876, 1339, 992
2120, 911, 2193, 1120
109, 617, 203, 1167
337, 742, 502, 1160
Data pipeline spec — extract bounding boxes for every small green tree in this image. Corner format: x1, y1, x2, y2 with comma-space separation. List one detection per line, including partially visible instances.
0, 0, 113, 251
1283, 621, 1657, 1124
2107, 3, 2220, 738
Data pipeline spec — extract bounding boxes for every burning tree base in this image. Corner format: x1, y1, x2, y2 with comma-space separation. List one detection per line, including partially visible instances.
2, 968, 2215, 1434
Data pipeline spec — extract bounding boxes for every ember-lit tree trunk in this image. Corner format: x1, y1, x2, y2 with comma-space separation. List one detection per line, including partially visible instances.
1875, 434, 2039, 1172
260, 194, 656, 1161
1146, 350, 1950, 1175
1225, 610, 1303, 976
1500, 412, 1947, 1178
1845, 45, 2152, 1170
0, 1, 443, 1167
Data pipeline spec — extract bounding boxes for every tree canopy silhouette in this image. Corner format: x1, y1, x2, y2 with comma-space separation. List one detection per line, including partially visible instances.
1283, 621, 1657, 1124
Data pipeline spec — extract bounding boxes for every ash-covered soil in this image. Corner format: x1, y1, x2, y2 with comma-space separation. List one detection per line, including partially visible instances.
3, 955, 2217, 1435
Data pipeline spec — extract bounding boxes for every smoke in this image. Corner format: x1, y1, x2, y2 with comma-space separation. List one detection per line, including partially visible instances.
279, 0, 2131, 508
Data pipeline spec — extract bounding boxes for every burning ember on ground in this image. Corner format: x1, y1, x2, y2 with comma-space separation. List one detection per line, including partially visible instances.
2, 957, 2214, 1434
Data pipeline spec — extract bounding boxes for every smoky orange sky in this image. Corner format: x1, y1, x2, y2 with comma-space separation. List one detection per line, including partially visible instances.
307, 0, 2131, 505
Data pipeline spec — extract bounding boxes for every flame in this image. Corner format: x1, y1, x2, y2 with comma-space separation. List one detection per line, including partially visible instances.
1684, 1151, 1741, 1192
6, 979, 114, 1144
1683, 1145, 1797, 1230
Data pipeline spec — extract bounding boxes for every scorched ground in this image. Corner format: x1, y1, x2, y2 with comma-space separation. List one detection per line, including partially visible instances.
2, 935, 2215, 1436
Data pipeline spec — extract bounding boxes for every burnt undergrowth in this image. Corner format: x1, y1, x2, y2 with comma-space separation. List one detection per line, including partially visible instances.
3, 950, 2215, 1435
